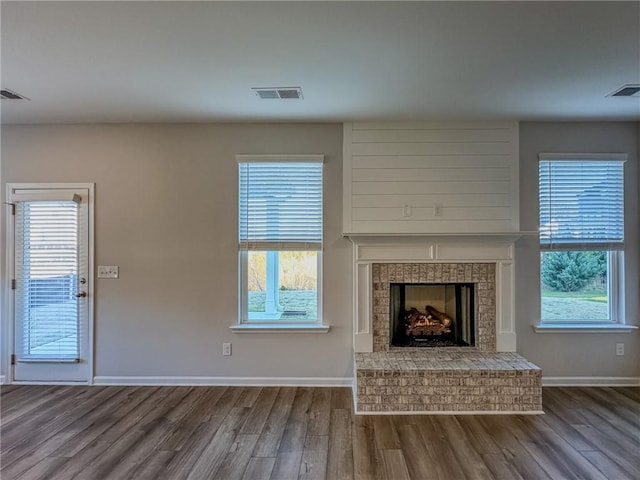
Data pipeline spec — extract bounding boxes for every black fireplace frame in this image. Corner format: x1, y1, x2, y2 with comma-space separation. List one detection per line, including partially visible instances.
390, 282, 476, 347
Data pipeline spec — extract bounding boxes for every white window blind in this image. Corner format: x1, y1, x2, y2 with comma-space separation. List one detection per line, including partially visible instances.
15, 201, 80, 360
239, 161, 323, 250
539, 158, 624, 248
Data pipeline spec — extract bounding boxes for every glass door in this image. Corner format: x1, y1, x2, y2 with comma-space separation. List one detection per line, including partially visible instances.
11, 186, 92, 382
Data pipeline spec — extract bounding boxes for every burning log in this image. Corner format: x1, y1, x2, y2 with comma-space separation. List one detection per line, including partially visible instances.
403, 307, 451, 337
425, 305, 453, 327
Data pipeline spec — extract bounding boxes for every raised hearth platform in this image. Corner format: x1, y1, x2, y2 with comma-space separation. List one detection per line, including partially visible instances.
354, 351, 543, 414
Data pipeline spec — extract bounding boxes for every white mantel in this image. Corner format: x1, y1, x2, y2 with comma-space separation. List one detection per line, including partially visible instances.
348, 235, 530, 353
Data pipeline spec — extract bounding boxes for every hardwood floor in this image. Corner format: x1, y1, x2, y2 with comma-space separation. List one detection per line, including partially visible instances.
1, 385, 638, 479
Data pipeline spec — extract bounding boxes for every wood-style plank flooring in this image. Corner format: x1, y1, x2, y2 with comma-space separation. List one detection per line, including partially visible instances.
1, 385, 638, 479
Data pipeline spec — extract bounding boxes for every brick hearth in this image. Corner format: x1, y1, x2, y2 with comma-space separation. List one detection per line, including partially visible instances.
355, 351, 542, 413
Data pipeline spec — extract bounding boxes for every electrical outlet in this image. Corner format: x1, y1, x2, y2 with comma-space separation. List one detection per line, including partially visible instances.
402, 204, 412, 217
97, 265, 119, 279
615, 343, 624, 356
223, 343, 232, 356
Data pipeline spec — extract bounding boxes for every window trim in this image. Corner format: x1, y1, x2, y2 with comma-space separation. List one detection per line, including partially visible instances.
532, 323, 637, 334
538, 153, 628, 162
536, 153, 630, 331
234, 154, 329, 333
236, 154, 324, 164
230, 323, 330, 334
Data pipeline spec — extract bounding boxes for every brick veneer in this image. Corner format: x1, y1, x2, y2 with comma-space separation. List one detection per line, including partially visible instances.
372, 262, 496, 352
355, 351, 543, 413
354, 262, 543, 414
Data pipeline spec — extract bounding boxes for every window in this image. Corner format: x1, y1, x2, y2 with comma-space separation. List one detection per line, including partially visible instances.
15, 200, 81, 360
538, 154, 625, 324
238, 155, 323, 325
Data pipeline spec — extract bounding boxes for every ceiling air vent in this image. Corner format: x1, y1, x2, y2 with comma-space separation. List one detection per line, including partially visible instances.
608, 84, 640, 97
0, 89, 28, 100
252, 87, 303, 100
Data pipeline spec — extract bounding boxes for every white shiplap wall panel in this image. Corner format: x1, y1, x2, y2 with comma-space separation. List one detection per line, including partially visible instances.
343, 122, 519, 234
352, 181, 511, 195
351, 142, 513, 156
351, 194, 512, 208
351, 128, 513, 144
352, 167, 511, 182
351, 155, 512, 169
351, 219, 514, 234
351, 121, 516, 131
352, 206, 512, 221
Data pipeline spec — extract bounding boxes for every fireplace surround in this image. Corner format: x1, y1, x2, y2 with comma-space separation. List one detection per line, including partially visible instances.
350, 236, 543, 414
351, 236, 519, 353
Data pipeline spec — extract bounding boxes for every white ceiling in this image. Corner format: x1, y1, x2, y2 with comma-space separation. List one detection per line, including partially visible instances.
2, 1, 639, 125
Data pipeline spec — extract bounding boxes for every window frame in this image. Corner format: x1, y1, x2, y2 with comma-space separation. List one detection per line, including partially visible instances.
537, 153, 627, 328
234, 154, 328, 332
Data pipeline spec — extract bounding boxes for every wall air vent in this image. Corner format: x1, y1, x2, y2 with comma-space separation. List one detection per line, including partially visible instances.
0, 89, 28, 100
608, 84, 640, 97
252, 87, 303, 100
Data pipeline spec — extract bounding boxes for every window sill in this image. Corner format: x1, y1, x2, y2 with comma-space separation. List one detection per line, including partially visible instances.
230, 323, 331, 334
532, 323, 638, 334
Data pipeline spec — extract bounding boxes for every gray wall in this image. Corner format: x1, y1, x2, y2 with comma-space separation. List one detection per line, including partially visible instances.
517, 122, 640, 378
1, 121, 638, 382
1, 124, 353, 381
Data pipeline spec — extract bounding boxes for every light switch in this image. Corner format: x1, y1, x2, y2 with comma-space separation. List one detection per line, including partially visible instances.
98, 265, 119, 279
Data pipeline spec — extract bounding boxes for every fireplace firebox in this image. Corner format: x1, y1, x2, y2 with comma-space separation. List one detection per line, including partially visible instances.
390, 283, 475, 347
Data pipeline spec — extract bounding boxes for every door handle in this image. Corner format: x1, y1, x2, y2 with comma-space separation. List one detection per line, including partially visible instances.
75, 291, 87, 298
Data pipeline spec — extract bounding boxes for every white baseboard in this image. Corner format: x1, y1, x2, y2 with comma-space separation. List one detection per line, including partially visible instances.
543, 376, 640, 387
0, 375, 6, 385
93, 376, 353, 387
11, 380, 90, 386
19, 375, 640, 388
355, 409, 545, 416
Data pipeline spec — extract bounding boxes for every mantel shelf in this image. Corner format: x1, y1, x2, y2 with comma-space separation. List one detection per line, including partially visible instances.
343, 232, 538, 245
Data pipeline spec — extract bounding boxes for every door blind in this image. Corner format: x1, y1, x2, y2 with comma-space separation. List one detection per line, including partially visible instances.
539, 159, 624, 248
239, 162, 323, 250
15, 201, 80, 360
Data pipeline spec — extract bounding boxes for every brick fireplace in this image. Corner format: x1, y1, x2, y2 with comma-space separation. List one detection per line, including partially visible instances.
351, 236, 519, 353
349, 236, 543, 414
372, 262, 495, 351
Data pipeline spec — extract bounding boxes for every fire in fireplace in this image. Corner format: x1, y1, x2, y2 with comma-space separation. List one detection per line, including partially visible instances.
390, 283, 475, 347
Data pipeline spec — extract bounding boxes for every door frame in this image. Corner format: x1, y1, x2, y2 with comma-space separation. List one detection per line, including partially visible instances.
4, 183, 95, 384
